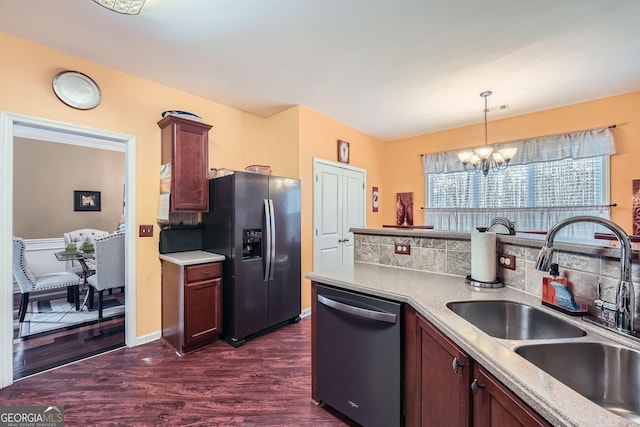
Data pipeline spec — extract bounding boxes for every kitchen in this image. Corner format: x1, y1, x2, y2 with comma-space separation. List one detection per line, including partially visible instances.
2, 1, 640, 425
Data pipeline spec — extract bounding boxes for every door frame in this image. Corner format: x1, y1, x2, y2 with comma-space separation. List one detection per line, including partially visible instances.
312, 157, 366, 271
0, 111, 137, 388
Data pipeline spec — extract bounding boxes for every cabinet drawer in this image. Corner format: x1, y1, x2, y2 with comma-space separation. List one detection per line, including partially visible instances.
185, 262, 222, 283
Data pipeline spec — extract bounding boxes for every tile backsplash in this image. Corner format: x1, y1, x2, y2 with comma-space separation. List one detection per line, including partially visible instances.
354, 229, 640, 317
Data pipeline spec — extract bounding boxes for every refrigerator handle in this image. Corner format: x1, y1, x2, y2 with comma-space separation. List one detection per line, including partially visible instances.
263, 199, 272, 282
268, 199, 276, 281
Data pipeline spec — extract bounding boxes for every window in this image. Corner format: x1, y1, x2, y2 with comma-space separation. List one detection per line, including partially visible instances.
422, 127, 615, 240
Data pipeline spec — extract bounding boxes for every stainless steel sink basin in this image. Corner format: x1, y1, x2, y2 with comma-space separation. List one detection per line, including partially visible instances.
446, 300, 586, 340
516, 342, 640, 423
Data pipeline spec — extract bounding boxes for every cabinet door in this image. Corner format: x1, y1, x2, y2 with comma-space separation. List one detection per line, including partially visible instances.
184, 278, 222, 346
159, 115, 211, 212
413, 312, 471, 427
472, 364, 550, 427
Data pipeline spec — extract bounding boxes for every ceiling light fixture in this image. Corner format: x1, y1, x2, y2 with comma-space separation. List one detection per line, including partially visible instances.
92, 0, 146, 15
457, 91, 517, 176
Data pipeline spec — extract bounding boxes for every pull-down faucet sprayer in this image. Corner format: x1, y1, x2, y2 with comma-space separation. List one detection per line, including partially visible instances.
535, 216, 635, 334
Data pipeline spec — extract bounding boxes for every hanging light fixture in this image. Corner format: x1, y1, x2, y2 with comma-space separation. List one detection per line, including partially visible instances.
93, 0, 146, 15
457, 91, 517, 176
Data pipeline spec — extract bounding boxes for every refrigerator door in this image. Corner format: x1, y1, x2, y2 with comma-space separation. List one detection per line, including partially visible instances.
267, 176, 301, 327
232, 172, 270, 339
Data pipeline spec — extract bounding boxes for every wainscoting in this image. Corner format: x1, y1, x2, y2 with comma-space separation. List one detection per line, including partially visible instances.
22, 237, 66, 274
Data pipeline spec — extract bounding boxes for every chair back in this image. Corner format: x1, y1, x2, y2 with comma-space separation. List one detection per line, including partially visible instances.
91, 233, 125, 291
12, 237, 36, 293
63, 228, 110, 270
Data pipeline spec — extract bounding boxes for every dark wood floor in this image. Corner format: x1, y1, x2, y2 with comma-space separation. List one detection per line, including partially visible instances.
12, 288, 125, 379
2, 317, 357, 426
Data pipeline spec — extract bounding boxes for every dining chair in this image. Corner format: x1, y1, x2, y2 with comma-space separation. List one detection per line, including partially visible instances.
12, 237, 83, 322
63, 228, 110, 274
87, 233, 125, 319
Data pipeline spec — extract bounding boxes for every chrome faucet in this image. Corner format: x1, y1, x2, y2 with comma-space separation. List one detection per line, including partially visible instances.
535, 216, 636, 334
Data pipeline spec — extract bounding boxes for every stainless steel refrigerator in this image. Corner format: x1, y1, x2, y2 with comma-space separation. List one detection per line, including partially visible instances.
201, 171, 301, 347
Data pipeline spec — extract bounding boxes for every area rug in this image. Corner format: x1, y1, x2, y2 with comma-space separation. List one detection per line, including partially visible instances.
19, 292, 125, 338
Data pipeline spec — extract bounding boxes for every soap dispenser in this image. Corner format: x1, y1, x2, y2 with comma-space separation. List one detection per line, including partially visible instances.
542, 263, 566, 305
541, 263, 587, 314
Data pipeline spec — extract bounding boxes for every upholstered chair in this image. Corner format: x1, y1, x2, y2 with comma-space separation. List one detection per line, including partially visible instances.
63, 228, 110, 274
12, 237, 82, 322
87, 233, 125, 319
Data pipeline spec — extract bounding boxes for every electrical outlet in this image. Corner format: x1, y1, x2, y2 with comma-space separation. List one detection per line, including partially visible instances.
139, 224, 153, 237
498, 253, 516, 270
394, 243, 411, 255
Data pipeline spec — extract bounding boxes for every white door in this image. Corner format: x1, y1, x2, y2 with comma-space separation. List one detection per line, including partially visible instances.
313, 159, 366, 272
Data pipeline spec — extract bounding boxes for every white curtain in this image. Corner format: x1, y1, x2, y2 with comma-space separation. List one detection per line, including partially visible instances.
426, 206, 611, 240
422, 127, 615, 174
422, 127, 615, 238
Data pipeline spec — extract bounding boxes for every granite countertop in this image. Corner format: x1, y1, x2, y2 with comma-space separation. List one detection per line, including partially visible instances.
306, 262, 640, 427
159, 250, 225, 266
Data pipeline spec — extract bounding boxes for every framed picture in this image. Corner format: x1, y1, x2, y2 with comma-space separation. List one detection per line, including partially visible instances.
372, 186, 379, 212
396, 192, 414, 226
338, 139, 350, 164
74, 190, 101, 212
634, 180, 640, 235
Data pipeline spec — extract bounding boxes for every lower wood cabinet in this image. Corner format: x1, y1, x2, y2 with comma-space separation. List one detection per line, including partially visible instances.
161, 260, 222, 354
405, 305, 471, 426
472, 364, 550, 427
405, 306, 550, 427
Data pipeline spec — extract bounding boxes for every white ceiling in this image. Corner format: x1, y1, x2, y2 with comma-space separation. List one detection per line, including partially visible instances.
1, 0, 639, 141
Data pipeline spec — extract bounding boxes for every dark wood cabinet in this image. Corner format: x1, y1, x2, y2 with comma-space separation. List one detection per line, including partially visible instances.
158, 115, 212, 212
405, 306, 549, 427
472, 364, 551, 427
161, 260, 222, 354
405, 306, 471, 426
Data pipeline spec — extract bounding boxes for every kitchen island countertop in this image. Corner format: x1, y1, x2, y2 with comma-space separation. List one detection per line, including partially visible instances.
159, 250, 225, 266
306, 262, 640, 427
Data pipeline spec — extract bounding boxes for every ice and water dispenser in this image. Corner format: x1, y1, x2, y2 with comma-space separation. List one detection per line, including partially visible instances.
242, 229, 262, 260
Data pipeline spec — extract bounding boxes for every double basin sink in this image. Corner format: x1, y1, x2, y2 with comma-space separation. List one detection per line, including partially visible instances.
447, 300, 640, 423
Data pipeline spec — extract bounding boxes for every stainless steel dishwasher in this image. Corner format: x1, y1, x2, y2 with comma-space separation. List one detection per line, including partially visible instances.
316, 284, 402, 427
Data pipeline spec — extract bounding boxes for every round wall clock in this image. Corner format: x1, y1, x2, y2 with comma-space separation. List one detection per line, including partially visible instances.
52, 70, 102, 110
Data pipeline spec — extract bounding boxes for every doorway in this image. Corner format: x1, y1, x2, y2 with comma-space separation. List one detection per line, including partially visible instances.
0, 111, 137, 388
313, 158, 366, 272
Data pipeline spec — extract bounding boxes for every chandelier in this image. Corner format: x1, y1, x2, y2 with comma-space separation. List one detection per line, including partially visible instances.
457, 91, 517, 176
93, 0, 146, 15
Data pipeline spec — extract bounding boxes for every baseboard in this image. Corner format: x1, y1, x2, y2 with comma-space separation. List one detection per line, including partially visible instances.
134, 330, 161, 346
300, 307, 311, 318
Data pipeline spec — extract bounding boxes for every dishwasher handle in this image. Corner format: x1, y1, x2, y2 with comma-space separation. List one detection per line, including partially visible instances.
317, 294, 397, 324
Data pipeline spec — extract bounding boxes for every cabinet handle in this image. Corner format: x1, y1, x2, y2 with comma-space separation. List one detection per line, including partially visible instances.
202, 271, 210, 275
470, 379, 485, 395
452, 357, 464, 374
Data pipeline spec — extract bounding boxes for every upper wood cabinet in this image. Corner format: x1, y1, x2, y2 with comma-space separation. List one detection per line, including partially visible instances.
158, 115, 212, 212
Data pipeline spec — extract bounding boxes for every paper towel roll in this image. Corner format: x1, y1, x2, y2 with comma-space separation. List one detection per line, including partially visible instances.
471, 232, 496, 282
157, 193, 170, 224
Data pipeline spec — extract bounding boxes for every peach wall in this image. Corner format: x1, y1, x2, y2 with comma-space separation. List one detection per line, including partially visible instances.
383, 92, 640, 232
0, 32, 303, 336
5, 29, 639, 334
298, 106, 386, 308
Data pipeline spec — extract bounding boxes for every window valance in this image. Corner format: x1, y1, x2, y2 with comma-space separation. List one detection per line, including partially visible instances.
422, 126, 615, 175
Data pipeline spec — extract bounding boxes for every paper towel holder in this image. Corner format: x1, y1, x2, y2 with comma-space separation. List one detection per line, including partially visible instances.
465, 275, 504, 289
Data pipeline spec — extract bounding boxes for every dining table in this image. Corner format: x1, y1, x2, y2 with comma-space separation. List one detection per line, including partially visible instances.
54, 250, 95, 310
